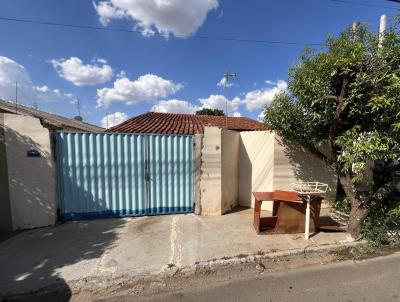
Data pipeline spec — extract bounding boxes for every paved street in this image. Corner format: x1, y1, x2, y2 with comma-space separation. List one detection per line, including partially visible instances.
127, 253, 400, 302
0, 209, 349, 297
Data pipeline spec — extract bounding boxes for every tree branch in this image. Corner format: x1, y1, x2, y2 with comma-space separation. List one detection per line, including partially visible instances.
367, 168, 400, 208
311, 95, 340, 106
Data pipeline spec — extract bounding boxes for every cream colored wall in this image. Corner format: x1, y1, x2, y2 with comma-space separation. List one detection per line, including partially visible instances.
199, 129, 337, 216
199, 127, 223, 215
238, 131, 275, 211
0, 113, 12, 233
221, 129, 239, 213
273, 135, 337, 200
2, 114, 57, 230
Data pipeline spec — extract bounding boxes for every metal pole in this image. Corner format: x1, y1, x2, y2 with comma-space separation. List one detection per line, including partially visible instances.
352, 22, 359, 41
378, 14, 387, 49
223, 72, 228, 128
15, 81, 18, 113
305, 195, 311, 240
222, 71, 236, 128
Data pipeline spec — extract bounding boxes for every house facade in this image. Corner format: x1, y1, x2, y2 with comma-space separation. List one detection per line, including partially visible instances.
0, 99, 103, 233
109, 112, 337, 215
1, 109, 337, 232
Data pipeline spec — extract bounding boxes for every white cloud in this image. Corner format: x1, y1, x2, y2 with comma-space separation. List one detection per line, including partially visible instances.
151, 99, 200, 114
51, 57, 113, 86
240, 80, 287, 111
217, 77, 233, 88
97, 74, 183, 107
101, 111, 129, 128
233, 111, 242, 117
93, 0, 219, 38
199, 94, 241, 114
265, 80, 276, 85
0, 56, 73, 103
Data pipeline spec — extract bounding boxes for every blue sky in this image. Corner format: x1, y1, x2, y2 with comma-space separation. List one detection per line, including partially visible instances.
0, 0, 398, 127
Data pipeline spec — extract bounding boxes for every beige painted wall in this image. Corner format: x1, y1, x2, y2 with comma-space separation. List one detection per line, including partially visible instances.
2, 114, 57, 230
273, 135, 338, 200
198, 128, 337, 216
221, 129, 239, 213
194, 134, 203, 215
200, 127, 223, 215
200, 127, 240, 215
0, 113, 12, 233
238, 131, 275, 211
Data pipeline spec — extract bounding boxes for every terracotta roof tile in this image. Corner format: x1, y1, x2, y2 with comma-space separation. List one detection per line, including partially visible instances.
108, 112, 266, 135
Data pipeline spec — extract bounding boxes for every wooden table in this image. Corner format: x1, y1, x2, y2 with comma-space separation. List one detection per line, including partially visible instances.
253, 191, 322, 234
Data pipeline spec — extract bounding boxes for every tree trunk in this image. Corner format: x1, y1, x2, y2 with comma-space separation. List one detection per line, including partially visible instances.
338, 170, 400, 239
338, 174, 370, 240
348, 201, 370, 240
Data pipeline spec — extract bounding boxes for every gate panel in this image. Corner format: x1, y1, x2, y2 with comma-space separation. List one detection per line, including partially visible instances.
56, 132, 147, 219
147, 135, 194, 214
56, 132, 194, 219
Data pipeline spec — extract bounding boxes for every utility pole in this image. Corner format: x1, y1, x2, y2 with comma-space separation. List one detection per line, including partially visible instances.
223, 71, 237, 128
76, 99, 81, 117
352, 21, 359, 41
378, 14, 387, 48
15, 81, 18, 113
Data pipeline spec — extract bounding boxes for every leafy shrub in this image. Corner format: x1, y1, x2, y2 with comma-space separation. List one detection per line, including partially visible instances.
362, 195, 400, 247
362, 217, 390, 247
330, 197, 351, 214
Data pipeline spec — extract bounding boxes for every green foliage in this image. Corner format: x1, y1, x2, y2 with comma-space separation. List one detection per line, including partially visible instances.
264, 20, 400, 238
336, 129, 398, 183
264, 22, 400, 184
330, 197, 351, 214
362, 217, 390, 247
195, 108, 225, 116
362, 195, 400, 246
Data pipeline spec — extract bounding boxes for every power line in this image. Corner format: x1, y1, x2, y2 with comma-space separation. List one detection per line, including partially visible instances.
330, 0, 399, 10
0, 16, 321, 46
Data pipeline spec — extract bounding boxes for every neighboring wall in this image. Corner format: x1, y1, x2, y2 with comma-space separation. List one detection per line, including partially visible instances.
200, 128, 338, 216
194, 134, 203, 215
0, 114, 12, 232
273, 135, 337, 200
200, 127, 223, 215
221, 129, 239, 213
0, 114, 57, 231
200, 127, 240, 215
238, 131, 275, 211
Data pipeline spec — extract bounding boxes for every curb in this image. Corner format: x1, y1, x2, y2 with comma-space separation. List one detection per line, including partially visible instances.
1, 240, 366, 299
163, 240, 365, 276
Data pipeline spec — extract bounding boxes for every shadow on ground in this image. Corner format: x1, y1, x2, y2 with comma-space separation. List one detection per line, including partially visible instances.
0, 218, 125, 301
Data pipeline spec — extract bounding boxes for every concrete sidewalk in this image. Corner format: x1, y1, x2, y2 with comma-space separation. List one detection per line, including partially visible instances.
0, 208, 352, 298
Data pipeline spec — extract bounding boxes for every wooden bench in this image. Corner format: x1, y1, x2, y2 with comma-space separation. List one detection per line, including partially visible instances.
253, 191, 322, 234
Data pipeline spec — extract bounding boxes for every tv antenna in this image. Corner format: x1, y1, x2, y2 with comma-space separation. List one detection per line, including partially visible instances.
222, 71, 237, 127
74, 99, 83, 121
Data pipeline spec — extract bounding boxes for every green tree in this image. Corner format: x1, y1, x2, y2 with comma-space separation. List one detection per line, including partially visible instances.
195, 108, 225, 116
264, 23, 400, 239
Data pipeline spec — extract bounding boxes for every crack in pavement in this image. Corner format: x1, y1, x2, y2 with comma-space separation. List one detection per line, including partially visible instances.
169, 216, 182, 268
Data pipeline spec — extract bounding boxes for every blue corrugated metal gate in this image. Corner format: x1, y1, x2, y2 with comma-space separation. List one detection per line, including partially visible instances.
55, 132, 194, 220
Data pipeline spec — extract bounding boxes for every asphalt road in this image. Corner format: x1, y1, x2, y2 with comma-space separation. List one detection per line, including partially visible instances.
130, 253, 400, 302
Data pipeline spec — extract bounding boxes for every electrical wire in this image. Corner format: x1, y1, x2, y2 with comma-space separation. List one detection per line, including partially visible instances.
330, 0, 399, 10
0, 16, 322, 46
